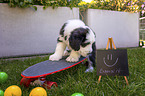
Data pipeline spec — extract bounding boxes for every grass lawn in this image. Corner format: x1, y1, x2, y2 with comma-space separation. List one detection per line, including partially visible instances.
0, 48, 144, 96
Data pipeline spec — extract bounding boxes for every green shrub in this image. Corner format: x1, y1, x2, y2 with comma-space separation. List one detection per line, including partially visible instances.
0, 0, 81, 10
0, 0, 144, 17
79, 0, 145, 17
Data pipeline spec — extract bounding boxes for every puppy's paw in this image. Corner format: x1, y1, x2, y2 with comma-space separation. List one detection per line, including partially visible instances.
49, 54, 62, 61
85, 66, 94, 73
66, 56, 79, 62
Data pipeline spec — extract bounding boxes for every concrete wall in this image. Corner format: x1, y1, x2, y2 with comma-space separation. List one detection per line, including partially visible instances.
0, 4, 79, 57
84, 9, 139, 49
0, 4, 139, 57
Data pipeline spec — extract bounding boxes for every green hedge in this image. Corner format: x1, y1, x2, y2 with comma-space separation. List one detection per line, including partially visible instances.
79, 0, 145, 17
0, 0, 144, 17
0, 0, 81, 9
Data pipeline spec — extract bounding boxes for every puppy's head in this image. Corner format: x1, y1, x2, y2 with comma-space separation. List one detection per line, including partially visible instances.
69, 27, 88, 51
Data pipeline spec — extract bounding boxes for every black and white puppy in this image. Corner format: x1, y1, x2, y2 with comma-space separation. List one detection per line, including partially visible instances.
49, 19, 96, 72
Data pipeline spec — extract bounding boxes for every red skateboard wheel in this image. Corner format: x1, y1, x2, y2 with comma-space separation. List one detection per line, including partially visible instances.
20, 78, 35, 87
42, 81, 58, 89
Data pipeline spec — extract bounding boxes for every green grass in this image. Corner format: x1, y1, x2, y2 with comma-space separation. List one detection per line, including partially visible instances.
0, 48, 145, 96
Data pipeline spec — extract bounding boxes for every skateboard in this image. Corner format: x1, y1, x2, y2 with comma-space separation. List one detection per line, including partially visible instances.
20, 57, 87, 89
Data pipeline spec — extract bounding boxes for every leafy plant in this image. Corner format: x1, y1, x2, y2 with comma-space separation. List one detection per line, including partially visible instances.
79, 0, 145, 17
0, 0, 144, 17
0, 0, 81, 10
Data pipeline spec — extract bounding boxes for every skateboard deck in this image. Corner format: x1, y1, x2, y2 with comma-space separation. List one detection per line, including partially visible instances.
20, 57, 87, 89
21, 57, 87, 78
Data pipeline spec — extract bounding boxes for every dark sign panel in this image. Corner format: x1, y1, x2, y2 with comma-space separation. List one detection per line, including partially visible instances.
97, 49, 129, 76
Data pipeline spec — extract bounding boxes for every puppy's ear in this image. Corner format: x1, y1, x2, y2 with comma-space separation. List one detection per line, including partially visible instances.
69, 33, 83, 51
69, 27, 88, 51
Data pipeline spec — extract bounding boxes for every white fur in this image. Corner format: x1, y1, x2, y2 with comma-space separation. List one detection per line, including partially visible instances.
49, 19, 95, 63
49, 42, 66, 61
66, 50, 80, 62
63, 19, 85, 36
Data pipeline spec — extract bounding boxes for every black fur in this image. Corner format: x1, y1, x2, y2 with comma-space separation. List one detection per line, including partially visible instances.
60, 23, 67, 36
89, 42, 96, 67
83, 42, 96, 68
64, 36, 67, 41
57, 37, 63, 42
69, 27, 89, 51
81, 42, 91, 47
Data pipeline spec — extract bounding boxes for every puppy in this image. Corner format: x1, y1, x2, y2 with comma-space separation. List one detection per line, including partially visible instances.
49, 19, 96, 72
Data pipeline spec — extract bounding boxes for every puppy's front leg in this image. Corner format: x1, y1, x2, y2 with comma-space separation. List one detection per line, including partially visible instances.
66, 50, 80, 62
49, 42, 66, 61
